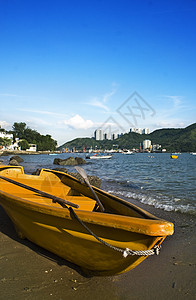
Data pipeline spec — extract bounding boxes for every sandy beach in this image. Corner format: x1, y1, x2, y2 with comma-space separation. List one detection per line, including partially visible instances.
0, 196, 195, 300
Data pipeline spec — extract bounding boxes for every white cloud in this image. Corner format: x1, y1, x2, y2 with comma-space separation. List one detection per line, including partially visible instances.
102, 88, 117, 103
63, 114, 94, 129
0, 120, 10, 128
88, 86, 117, 111
89, 97, 110, 111
18, 108, 68, 117
162, 95, 183, 108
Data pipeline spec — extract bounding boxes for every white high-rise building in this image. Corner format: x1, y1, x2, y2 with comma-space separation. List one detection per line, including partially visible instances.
142, 128, 150, 134
136, 128, 143, 134
142, 139, 151, 149
130, 128, 149, 134
94, 129, 103, 140
112, 133, 118, 140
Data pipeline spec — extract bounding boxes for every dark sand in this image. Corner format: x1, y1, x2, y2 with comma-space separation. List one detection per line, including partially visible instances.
0, 199, 195, 300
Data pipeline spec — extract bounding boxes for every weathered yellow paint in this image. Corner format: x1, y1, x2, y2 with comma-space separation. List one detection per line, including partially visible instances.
0, 165, 174, 276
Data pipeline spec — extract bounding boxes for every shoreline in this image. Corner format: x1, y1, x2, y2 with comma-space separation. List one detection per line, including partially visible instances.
0, 150, 60, 156
0, 187, 195, 299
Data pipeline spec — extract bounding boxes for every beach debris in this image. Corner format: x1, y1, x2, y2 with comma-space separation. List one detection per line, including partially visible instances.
23, 287, 32, 292
172, 282, 176, 288
70, 278, 91, 291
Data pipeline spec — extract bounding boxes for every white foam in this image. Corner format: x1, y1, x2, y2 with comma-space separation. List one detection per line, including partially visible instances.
106, 189, 196, 215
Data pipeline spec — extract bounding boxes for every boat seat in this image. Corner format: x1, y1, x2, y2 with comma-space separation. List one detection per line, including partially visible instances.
62, 196, 97, 211
19, 195, 96, 212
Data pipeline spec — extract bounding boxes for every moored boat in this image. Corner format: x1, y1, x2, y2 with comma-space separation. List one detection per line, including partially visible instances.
122, 150, 134, 155
0, 165, 174, 276
86, 154, 112, 159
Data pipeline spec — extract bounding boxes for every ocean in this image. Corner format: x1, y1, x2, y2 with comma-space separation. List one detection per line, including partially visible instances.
2, 152, 196, 215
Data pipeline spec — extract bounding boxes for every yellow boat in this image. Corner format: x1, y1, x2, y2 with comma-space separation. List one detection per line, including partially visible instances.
171, 155, 178, 159
0, 165, 174, 276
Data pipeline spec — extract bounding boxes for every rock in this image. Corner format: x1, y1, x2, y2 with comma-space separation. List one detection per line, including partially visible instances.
51, 169, 101, 188
75, 157, 86, 165
10, 155, 24, 163
53, 158, 63, 165
31, 168, 42, 175
9, 159, 20, 166
67, 172, 101, 188
53, 157, 86, 166
53, 168, 68, 173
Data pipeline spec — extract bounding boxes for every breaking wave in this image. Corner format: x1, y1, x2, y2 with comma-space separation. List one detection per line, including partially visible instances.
106, 188, 196, 216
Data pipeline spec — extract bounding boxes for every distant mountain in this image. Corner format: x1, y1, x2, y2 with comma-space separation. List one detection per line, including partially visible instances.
57, 123, 196, 152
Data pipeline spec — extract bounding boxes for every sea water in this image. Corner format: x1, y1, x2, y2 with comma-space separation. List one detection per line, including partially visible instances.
2, 152, 196, 215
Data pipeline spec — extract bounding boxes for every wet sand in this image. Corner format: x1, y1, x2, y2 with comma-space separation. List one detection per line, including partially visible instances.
0, 200, 195, 300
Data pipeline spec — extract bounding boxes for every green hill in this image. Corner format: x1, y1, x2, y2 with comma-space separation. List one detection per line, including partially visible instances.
58, 123, 196, 152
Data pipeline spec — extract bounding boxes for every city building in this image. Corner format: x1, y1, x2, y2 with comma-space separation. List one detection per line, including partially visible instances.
112, 133, 118, 140
130, 128, 149, 134
142, 128, 150, 134
0, 131, 13, 140
142, 139, 152, 150
94, 129, 103, 141
136, 128, 143, 134
104, 133, 109, 140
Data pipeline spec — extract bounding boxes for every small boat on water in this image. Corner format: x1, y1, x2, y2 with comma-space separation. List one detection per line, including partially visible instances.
86, 154, 112, 159
0, 165, 174, 276
171, 154, 178, 159
122, 150, 134, 155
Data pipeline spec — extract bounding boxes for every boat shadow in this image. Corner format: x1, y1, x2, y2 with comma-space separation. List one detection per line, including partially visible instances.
0, 205, 92, 278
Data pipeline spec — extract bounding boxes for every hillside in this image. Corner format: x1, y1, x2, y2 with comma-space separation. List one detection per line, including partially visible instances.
58, 123, 196, 152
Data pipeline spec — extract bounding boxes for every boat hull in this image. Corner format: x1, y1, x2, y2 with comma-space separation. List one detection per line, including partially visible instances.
0, 166, 173, 276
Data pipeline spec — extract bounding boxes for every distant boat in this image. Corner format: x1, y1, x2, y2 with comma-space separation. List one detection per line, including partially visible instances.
86, 154, 112, 159
190, 152, 196, 155
122, 150, 134, 155
171, 154, 178, 159
48, 153, 58, 155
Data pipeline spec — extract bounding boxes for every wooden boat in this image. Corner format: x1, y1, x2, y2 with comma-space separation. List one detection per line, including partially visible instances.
0, 165, 174, 276
171, 154, 178, 159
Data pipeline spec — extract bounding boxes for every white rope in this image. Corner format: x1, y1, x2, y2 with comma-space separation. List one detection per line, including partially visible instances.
123, 245, 161, 258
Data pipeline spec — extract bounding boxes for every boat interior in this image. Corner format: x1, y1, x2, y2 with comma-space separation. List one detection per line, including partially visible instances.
0, 165, 161, 220
0, 166, 98, 212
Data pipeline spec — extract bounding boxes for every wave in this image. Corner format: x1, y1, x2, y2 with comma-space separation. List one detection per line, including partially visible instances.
106, 188, 196, 216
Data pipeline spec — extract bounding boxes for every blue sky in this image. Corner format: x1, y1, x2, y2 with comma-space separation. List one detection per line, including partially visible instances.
0, 0, 195, 145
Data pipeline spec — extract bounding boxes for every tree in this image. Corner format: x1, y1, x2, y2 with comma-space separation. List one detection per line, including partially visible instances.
12, 122, 27, 139
11, 122, 57, 151
0, 137, 12, 148
18, 139, 29, 150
